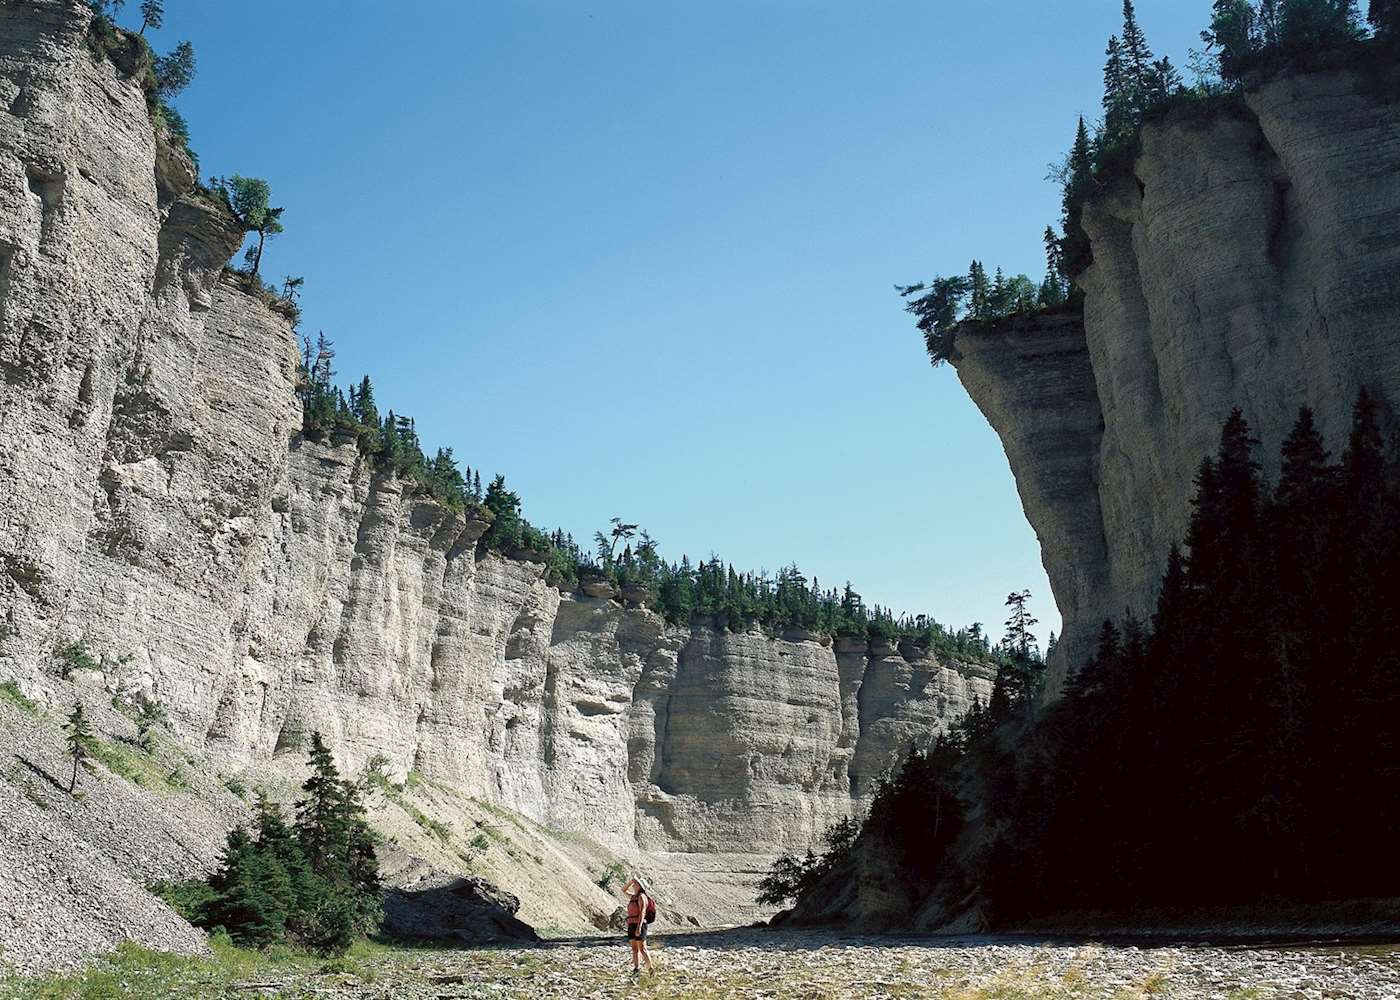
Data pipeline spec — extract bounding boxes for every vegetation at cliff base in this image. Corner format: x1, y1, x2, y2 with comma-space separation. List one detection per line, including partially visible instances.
790, 390, 1400, 922
756, 816, 859, 908
152, 734, 381, 956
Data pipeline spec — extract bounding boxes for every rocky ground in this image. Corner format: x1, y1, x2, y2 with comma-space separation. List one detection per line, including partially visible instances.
5, 929, 1400, 999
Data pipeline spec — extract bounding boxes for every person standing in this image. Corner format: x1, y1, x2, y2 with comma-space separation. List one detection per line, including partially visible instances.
622, 876, 655, 976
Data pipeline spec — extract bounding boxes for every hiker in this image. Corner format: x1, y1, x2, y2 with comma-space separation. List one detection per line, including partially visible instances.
622, 876, 655, 976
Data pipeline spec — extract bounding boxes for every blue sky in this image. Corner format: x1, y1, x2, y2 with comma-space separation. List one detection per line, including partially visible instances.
147, 1, 1206, 649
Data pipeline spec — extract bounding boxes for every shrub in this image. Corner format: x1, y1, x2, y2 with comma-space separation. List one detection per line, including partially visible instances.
149, 879, 218, 924
54, 641, 98, 678
594, 861, 627, 892
224, 775, 249, 800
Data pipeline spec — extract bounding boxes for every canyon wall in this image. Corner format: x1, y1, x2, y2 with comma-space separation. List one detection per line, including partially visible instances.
0, 0, 993, 862
950, 69, 1400, 690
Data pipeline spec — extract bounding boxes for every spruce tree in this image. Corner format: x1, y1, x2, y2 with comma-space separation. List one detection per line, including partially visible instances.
1259, 0, 1283, 45
1119, 0, 1154, 104
1147, 56, 1183, 101
296, 733, 348, 877
1205, 0, 1258, 79
205, 826, 293, 948
354, 376, 378, 427
138, 0, 163, 34
153, 40, 196, 99
1060, 118, 1095, 275
968, 260, 990, 320
1039, 226, 1066, 306
1102, 36, 1133, 146
65, 701, 93, 793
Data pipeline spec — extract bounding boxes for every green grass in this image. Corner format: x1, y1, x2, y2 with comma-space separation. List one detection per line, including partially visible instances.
397, 799, 451, 842
0, 934, 433, 1000
86, 738, 184, 793
0, 936, 295, 1000
0, 681, 38, 716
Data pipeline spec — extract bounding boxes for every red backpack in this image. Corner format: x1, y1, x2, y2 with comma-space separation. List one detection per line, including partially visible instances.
644, 895, 657, 924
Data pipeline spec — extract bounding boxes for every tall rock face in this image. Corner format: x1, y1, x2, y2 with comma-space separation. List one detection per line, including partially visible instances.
950, 69, 1400, 691
0, 0, 993, 865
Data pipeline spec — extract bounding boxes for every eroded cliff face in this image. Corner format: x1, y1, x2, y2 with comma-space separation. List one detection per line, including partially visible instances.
0, 0, 992, 869
950, 69, 1400, 690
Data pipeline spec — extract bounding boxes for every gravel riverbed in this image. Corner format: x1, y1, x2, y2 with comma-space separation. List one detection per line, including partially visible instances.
152, 929, 1400, 999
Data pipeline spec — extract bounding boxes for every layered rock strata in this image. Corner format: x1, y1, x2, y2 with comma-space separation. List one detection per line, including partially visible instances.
949, 69, 1400, 690
0, 0, 993, 869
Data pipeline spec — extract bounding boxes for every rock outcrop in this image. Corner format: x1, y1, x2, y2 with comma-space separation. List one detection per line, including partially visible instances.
0, 0, 992, 938
949, 68, 1400, 690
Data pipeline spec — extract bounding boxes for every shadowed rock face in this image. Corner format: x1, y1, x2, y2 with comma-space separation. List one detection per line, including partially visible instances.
0, 0, 992, 863
949, 70, 1400, 693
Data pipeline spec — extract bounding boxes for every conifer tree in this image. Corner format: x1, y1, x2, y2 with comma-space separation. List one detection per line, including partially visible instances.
153, 40, 195, 98
1060, 118, 1095, 274
1147, 56, 1183, 101
1102, 36, 1133, 145
204, 825, 292, 948
1039, 226, 1067, 306
296, 733, 348, 875
353, 375, 378, 427
1119, 0, 1155, 103
968, 260, 990, 320
65, 701, 93, 793
138, 0, 163, 34
1280, 0, 1364, 46
1205, 0, 1258, 79
1259, 0, 1283, 45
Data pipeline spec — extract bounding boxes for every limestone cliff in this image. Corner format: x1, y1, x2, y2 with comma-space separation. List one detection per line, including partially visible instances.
0, 0, 992, 885
949, 69, 1400, 690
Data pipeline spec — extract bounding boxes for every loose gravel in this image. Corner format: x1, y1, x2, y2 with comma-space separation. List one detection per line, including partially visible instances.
18, 928, 1386, 1000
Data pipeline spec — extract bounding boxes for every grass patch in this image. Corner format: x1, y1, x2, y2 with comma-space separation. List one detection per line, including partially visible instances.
0, 680, 38, 716
0, 933, 435, 999
87, 738, 184, 793
399, 800, 451, 842
0, 936, 303, 1000
474, 796, 536, 833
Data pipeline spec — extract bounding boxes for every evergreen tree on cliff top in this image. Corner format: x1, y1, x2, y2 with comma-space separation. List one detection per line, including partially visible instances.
1101, 36, 1134, 146
1119, 1, 1155, 101
1204, 0, 1258, 79
212, 175, 283, 280
138, 0, 163, 34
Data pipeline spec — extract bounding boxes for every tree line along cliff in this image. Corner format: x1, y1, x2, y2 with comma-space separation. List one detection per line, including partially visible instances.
0, 0, 994, 870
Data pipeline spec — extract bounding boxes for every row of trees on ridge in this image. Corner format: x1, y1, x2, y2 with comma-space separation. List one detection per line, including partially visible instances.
904, 0, 1397, 366
293, 340, 1014, 663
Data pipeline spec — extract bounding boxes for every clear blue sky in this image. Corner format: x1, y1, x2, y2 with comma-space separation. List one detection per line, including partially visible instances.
147, 1, 1206, 648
